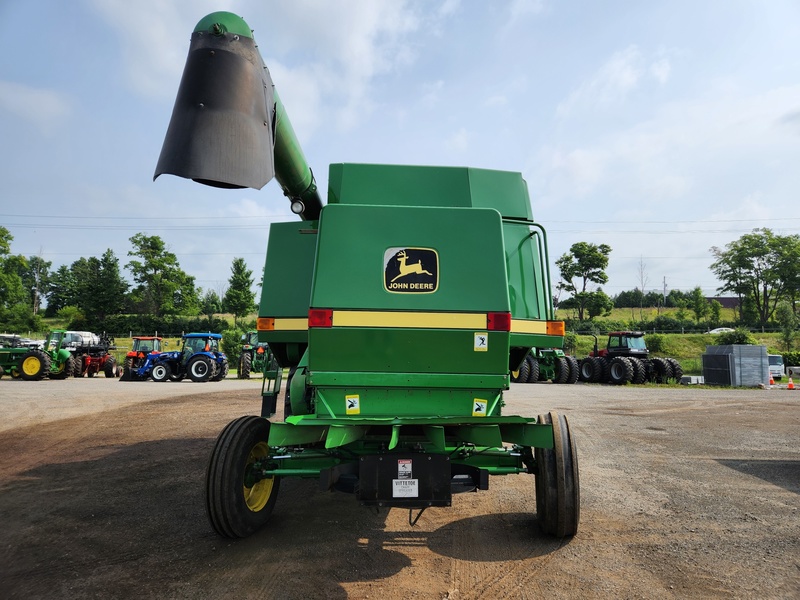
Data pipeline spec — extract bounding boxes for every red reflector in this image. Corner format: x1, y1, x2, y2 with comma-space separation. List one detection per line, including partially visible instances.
308, 308, 333, 328
487, 312, 511, 331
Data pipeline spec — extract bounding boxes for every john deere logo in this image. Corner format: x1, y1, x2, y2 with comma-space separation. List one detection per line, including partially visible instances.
384, 247, 438, 293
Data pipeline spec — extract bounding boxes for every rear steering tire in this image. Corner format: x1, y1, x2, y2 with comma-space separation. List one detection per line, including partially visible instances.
511, 356, 531, 383
206, 416, 280, 538
535, 411, 580, 537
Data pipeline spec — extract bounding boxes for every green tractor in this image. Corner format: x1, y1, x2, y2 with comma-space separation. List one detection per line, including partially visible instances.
237, 331, 274, 379
0, 335, 42, 379
155, 12, 580, 540
14, 330, 76, 381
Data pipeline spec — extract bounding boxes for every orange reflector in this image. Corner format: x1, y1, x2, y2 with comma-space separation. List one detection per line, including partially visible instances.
487, 312, 511, 331
257, 317, 275, 331
256, 347, 264, 354
308, 308, 334, 328
546, 321, 565, 336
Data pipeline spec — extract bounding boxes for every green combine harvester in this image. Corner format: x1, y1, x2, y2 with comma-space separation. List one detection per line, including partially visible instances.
155, 11, 579, 539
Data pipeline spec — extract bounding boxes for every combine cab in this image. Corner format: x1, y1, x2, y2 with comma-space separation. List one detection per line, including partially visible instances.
155, 12, 580, 540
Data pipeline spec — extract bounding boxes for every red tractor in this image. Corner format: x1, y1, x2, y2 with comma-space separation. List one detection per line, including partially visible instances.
73, 333, 118, 378
579, 331, 682, 385
120, 336, 163, 381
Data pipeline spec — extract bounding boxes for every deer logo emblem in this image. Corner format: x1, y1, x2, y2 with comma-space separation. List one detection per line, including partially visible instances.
384, 247, 438, 293
391, 250, 433, 283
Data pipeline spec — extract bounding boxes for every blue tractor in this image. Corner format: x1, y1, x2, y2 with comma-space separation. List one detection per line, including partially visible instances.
140, 333, 229, 383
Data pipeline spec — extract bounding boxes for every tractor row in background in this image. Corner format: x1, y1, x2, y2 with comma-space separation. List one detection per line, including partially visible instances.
2, 330, 84, 380
121, 332, 229, 383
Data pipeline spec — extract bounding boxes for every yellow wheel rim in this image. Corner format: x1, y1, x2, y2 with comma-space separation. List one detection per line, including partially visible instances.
244, 441, 274, 512
22, 356, 41, 376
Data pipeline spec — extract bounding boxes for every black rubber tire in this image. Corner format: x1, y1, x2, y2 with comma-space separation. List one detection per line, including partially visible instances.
104, 356, 117, 378
552, 356, 569, 384
205, 416, 280, 538
629, 357, 647, 384
49, 355, 75, 380
151, 363, 171, 382
566, 356, 579, 384
73, 355, 86, 378
188, 355, 213, 382
666, 358, 683, 383
511, 356, 531, 383
283, 367, 297, 419
650, 358, 673, 384
19, 349, 50, 381
238, 352, 252, 379
526, 356, 540, 383
578, 357, 597, 382
608, 357, 633, 385
535, 411, 580, 537
121, 357, 134, 381
212, 360, 229, 381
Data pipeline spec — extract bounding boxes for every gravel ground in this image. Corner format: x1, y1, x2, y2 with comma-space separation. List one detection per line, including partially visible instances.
0, 377, 798, 599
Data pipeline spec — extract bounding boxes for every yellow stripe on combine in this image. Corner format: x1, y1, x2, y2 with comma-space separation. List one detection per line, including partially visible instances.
332, 311, 487, 329
510, 319, 548, 334
272, 318, 309, 331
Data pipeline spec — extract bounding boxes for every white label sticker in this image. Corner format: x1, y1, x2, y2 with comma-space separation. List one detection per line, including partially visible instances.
393, 479, 419, 497
345, 394, 360, 415
472, 400, 487, 417
474, 332, 488, 352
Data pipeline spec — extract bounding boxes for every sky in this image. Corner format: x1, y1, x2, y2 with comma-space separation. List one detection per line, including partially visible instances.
1, 0, 799, 305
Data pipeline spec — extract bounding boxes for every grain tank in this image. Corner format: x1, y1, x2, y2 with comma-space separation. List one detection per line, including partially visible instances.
155, 11, 579, 539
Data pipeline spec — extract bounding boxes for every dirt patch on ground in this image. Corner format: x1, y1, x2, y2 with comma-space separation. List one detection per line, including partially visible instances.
0, 378, 798, 599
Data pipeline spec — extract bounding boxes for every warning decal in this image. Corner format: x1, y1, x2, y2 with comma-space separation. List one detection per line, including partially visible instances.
345, 394, 360, 415
474, 332, 488, 351
472, 400, 487, 417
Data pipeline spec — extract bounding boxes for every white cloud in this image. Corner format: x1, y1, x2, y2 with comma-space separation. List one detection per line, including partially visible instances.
650, 58, 672, 85
0, 81, 71, 133
444, 127, 470, 152
509, 0, 546, 20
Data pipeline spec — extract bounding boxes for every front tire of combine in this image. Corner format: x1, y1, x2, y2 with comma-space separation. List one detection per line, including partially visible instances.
552, 356, 570, 384
206, 416, 281, 538
238, 352, 252, 379
565, 356, 579, 384
511, 356, 531, 383
188, 355, 213, 382
535, 411, 580, 537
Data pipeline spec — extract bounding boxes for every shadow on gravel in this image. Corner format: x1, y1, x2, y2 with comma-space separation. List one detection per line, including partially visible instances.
717, 458, 800, 494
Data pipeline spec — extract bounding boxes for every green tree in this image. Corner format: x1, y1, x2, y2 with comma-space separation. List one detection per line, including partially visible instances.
0, 227, 26, 310
126, 234, 199, 317
689, 286, 710, 323
223, 257, 255, 326
709, 299, 722, 326
710, 228, 800, 327
72, 250, 129, 323
46, 265, 77, 317
555, 242, 612, 321
201, 289, 223, 319
585, 288, 614, 319
775, 301, 797, 352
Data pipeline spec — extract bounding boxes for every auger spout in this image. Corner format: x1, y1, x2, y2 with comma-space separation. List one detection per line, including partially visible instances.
154, 11, 322, 220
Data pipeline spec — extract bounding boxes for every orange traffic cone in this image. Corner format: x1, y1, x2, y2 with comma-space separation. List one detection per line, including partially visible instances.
788, 377, 795, 390
769, 374, 775, 386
